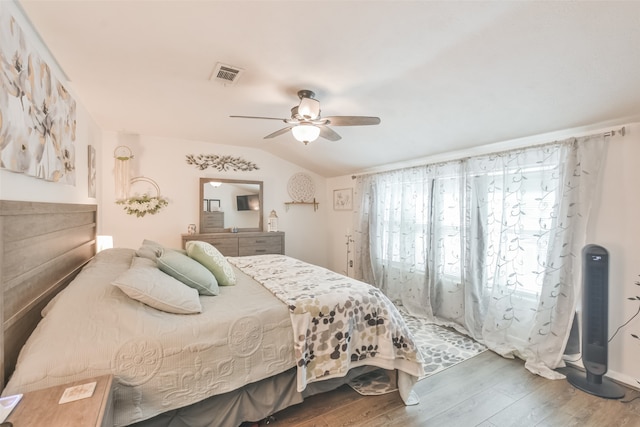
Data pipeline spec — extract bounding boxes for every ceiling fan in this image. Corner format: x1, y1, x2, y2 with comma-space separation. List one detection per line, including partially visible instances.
230, 90, 381, 144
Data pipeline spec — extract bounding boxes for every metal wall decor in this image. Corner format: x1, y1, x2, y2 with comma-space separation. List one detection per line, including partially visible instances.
186, 154, 259, 171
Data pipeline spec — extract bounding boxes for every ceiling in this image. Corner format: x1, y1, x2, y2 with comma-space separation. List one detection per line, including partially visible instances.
17, 0, 640, 177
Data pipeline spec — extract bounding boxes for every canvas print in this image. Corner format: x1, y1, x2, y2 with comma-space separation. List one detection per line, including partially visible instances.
0, 6, 76, 184
88, 145, 96, 197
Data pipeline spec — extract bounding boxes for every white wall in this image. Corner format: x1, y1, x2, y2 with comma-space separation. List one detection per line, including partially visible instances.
0, 2, 102, 205
325, 121, 640, 389
99, 132, 329, 267
588, 123, 640, 387
325, 175, 356, 277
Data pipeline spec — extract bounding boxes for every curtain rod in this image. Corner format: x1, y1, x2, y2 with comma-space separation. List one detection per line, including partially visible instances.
602, 126, 625, 138
352, 126, 626, 180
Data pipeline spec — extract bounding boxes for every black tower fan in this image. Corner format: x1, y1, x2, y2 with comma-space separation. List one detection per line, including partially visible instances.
566, 244, 624, 399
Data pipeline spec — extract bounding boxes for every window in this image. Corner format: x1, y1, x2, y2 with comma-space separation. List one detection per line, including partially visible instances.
377, 164, 558, 298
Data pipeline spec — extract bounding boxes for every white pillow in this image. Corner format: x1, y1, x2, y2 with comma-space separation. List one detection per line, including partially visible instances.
112, 257, 202, 314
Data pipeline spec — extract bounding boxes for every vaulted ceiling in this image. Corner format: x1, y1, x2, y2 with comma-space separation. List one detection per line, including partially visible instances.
18, 0, 640, 177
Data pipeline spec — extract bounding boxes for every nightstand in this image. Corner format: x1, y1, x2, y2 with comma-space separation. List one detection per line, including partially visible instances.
6, 374, 114, 427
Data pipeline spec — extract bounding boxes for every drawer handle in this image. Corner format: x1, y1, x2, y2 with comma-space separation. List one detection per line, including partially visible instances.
255, 240, 266, 243
255, 249, 267, 253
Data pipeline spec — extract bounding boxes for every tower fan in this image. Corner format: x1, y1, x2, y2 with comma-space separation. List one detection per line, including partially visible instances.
566, 244, 625, 399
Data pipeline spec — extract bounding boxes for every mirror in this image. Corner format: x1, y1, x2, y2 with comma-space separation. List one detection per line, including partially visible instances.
199, 178, 263, 233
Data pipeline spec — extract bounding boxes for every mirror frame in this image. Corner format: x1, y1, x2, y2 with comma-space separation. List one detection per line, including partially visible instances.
199, 178, 264, 233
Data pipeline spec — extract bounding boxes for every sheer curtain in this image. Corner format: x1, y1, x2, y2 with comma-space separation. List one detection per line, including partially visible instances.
353, 135, 608, 378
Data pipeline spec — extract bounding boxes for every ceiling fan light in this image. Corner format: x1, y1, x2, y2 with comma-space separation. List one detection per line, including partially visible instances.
291, 124, 320, 144
298, 97, 320, 119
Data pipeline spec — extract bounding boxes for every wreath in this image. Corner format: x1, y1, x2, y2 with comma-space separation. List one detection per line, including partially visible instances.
117, 194, 168, 217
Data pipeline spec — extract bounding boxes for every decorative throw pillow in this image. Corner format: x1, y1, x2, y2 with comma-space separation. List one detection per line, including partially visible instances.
142, 239, 163, 248
112, 257, 202, 314
136, 244, 162, 261
136, 239, 186, 261
157, 248, 220, 295
185, 241, 237, 286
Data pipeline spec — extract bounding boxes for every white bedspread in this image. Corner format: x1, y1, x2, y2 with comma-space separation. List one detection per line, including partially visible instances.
3, 249, 296, 426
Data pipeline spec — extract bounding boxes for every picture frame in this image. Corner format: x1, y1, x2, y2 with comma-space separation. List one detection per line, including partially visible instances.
204, 198, 221, 211
333, 188, 353, 211
87, 145, 96, 198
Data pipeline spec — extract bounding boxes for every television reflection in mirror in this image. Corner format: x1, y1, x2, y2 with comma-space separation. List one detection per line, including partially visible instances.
236, 194, 260, 211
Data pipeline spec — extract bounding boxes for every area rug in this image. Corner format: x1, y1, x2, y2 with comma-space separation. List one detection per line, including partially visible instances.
348, 307, 487, 395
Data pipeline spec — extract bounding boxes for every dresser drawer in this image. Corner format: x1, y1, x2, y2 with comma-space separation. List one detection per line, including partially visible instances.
201, 211, 224, 232
207, 237, 239, 256
238, 235, 283, 256
183, 232, 284, 257
184, 236, 239, 256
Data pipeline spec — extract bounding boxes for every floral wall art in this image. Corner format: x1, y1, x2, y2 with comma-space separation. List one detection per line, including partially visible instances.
88, 145, 96, 197
0, 7, 76, 184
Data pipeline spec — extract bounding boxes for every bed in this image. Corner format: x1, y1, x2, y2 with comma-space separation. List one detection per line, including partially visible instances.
0, 201, 424, 427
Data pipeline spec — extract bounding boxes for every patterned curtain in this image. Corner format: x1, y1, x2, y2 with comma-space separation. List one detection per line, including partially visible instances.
353, 135, 608, 378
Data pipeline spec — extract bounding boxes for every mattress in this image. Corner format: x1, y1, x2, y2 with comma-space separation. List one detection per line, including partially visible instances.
3, 248, 296, 426
3, 248, 424, 426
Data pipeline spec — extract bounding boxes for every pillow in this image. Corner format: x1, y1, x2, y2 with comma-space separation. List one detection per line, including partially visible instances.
157, 248, 220, 295
112, 257, 202, 314
142, 239, 163, 248
185, 241, 237, 286
136, 240, 186, 261
136, 244, 162, 261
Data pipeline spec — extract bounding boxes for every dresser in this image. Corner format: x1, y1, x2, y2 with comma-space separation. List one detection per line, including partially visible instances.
182, 231, 285, 257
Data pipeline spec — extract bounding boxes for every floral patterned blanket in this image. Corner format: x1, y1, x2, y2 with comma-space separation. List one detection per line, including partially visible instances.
228, 255, 425, 394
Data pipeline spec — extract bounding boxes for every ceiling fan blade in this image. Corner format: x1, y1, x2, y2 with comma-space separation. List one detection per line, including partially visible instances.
319, 125, 342, 142
264, 126, 293, 139
324, 116, 381, 126
230, 115, 287, 121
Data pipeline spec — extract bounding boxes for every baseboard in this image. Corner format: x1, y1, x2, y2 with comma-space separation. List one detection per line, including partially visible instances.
606, 369, 640, 391
564, 359, 640, 392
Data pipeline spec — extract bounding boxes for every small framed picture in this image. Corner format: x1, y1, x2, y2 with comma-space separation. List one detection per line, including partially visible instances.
333, 188, 353, 211
87, 145, 96, 198
204, 199, 221, 211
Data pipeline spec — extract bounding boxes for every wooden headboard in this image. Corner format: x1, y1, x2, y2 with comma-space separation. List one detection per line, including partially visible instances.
0, 200, 97, 387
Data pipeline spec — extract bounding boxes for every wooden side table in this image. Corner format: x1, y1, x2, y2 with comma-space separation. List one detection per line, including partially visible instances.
6, 374, 114, 427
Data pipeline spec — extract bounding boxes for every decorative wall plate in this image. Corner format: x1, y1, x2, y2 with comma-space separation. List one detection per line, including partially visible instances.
287, 172, 315, 202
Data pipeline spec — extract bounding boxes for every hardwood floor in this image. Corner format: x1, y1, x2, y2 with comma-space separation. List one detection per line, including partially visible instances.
266, 351, 640, 427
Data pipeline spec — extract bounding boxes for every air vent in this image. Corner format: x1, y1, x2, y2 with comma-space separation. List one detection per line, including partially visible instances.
210, 62, 244, 85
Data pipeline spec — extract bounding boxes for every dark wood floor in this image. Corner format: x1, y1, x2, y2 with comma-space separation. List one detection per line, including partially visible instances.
266, 351, 640, 427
